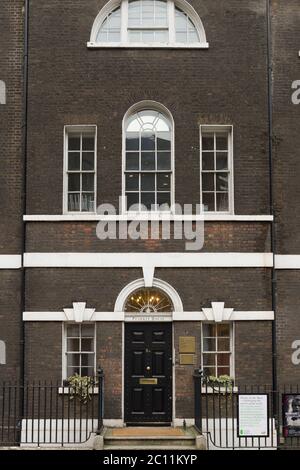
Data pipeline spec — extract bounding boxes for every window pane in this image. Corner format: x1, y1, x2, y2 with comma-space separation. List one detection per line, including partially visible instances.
217, 354, 230, 367
82, 152, 95, 171
141, 152, 155, 170
68, 152, 80, 171
202, 152, 214, 171
108, 31, 121, 42
82, 136, 94, 151
126, 192, 139, 210
153, 30, 168, 43
203, 353, 216, 366
176, 31, 187, 43
126, 152, 140, 170
203, 338, 216, 352
203, 366, 216, 377
67, 366, 80, 377
203, 324, 217, 338
126, 173, 139, 191
157, 132, 171, 150
67, 354, 80, 368
216, 173, 228, 191
157, 152, 171, 170
68, 173, 80, 192
202, 193, 215, 212
82, 173, 94, 192
141, 173, 155, 191
68, 194, 80, 211
81, 354, 95, 367
141, 133, 155, 150
157, 173, 170, 191
202, 135, 214, 151
188, 30, 199, 43
81, 193, 95, 212
217, 367, 230, 377
217, 324, 230, 337
126, 133, 139, 151
128, 31, 141, 42
202, 173, 214, 192
67, 325, 80, 337
216, 152, 228, 171
81, 338, 94, 352
81, 367, 94, 377
216, 192, 229, 212
68, 136, 80, 151
141, 192, 155, 210
67, 338, 80, 351
81, 325, 95, 337
216, 134, 228, 150
157, 192, 170, 208
218, 338, 230, 351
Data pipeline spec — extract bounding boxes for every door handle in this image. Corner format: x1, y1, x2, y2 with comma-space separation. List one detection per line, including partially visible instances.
146, 366, 151, 371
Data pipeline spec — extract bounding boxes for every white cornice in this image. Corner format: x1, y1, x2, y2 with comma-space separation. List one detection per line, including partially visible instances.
23, 252, 273, 268
0, 255, 22, 269
23, 214, 274, 222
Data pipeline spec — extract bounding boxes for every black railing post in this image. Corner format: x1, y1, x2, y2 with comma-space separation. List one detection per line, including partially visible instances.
96, 367, 104, 435
193, 368, 203, 433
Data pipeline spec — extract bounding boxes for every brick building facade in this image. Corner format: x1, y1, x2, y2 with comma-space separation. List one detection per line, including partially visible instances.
0, 0, 299, 429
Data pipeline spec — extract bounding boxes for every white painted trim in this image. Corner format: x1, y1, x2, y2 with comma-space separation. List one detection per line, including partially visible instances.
23, 252, 274, 268
87, 42, 209, 49
63, 125, 97, 215
0, 255, 22, 269
275, 255, 300, 269
23, 310, 274, 322
122, 100, 175, 214
114, 277, 183, 312
88, 0, 208, 47
23, 214, 274, 222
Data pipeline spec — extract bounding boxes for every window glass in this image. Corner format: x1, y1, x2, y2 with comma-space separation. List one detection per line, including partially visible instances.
66, 324, 95, 378
202, 324, 232, 378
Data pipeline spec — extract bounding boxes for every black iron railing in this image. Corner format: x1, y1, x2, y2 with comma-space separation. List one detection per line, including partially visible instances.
0, 368, 104, 447
193, 370, 300, 450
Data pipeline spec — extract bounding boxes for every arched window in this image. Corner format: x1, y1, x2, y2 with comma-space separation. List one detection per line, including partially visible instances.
88, 0, 208, 48
123, 102, 174, 212
125, 287, 174, 313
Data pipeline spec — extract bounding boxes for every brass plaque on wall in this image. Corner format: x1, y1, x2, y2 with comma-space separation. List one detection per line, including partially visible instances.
139, 378, 158, 385
179, 336, 196, 353
180, 354, 196, 365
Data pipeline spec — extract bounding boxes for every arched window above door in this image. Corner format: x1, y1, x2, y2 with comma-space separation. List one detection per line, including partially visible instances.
125, 287, 174, 313
88, 0, 208, 48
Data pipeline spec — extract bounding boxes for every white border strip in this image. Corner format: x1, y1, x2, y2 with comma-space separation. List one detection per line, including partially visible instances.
24, 252, 273, 268
23, 311, 274, 322
23, 214, 274, 222
0, 255, 22, 269
275, 255, 300, 269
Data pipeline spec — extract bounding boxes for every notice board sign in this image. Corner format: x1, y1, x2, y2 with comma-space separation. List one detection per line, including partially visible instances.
237, 394, 269, 438
283, 394, 300, 437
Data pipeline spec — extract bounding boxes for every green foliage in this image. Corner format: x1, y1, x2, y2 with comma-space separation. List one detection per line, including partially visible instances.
66, 374, 97, 404
206, 375, 234, 392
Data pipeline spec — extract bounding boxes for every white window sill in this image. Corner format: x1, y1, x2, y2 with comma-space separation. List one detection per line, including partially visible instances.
201, 386, 239, 394
58, 387, 99, 394
87, 41, 209, 49
23, 214, 274, 222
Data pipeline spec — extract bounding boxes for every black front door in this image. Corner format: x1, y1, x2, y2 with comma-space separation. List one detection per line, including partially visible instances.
124, 322, 173, 424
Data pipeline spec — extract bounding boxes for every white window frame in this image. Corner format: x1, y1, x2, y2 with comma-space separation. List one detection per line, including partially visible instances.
201, 322, 235, 380
88, 0, 209, 49
63, 125, 97, 214
122, 101, 175, 214
62, 323, 96, 381
200, 125, 234, 215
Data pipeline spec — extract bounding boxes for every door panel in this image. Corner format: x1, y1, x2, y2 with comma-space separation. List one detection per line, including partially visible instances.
124, 322, 172, 424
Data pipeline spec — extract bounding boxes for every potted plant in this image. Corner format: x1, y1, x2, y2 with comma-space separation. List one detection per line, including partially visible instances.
64, 374, 97, 404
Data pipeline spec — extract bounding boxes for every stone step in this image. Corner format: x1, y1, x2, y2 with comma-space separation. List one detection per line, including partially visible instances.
103, 445, 197, 450
104, 436, 196, 447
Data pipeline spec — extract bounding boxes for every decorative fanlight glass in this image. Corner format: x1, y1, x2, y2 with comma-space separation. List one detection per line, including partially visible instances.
125, 288, 173, 313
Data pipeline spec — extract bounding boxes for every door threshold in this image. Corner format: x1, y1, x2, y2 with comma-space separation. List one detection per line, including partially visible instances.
125, 422, 172, 427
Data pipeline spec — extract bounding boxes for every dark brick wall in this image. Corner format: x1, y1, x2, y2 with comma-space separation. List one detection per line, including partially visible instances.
26, 0, 270, 215
25, 267, 272, 312
276, 271, 300, 385
25, 221, 271, 253
272, 0, 300, 254
0, 271, 22, 381
0, 0, 23, 382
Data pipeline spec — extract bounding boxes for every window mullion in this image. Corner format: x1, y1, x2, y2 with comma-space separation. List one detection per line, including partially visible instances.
121, 0, 129, 42
168, 0, 175, 43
